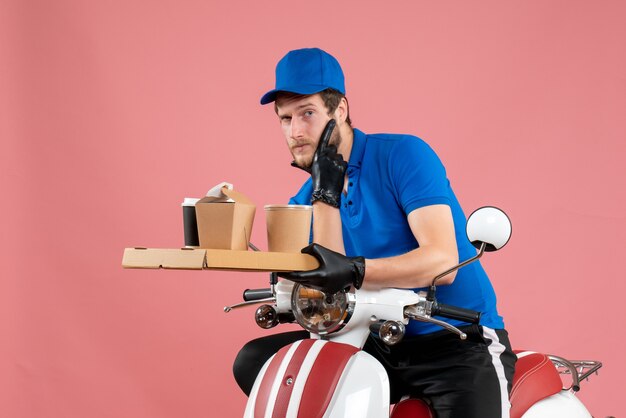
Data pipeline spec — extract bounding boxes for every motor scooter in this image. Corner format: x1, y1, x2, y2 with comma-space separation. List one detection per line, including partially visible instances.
225, 207, 603, 418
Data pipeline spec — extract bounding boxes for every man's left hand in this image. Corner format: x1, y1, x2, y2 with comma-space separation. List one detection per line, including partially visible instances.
310, 120, 347, 208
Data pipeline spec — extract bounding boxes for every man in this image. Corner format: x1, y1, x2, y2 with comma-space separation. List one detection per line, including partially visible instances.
234, 47, 516, 418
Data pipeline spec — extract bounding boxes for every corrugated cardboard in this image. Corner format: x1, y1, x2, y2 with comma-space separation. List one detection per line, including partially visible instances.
122, 248, 319, 272
195, 187, 255, 250
122, 248, 207, 269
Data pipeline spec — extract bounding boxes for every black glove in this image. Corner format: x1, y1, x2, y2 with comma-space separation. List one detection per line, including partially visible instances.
310, 120, 347, 208
279, 243, 366, 294
290, 160, 311, 174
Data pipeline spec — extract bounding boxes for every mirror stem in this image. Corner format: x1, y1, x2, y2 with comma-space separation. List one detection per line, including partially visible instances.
427, 242, 487, 301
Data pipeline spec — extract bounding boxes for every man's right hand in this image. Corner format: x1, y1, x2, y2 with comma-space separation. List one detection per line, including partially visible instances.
278, 243, 365, 294
309, 119, 347, 208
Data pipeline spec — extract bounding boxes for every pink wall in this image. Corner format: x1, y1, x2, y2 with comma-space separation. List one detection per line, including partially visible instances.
2, 0, 624, 416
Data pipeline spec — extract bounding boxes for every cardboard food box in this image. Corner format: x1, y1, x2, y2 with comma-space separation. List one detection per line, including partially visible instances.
195, 187, 256, 250
122, 247, 319, 272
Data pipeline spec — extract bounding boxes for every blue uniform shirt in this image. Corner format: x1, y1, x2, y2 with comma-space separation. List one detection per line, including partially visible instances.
289, 128, 505, 335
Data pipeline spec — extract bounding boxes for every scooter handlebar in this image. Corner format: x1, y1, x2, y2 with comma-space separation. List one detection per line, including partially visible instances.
243, 288, 273, 301
433, 303, 481, 324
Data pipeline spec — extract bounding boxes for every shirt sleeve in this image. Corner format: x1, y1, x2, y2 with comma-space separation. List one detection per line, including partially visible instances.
389, 136, 452, 215
288, 178, 313, 205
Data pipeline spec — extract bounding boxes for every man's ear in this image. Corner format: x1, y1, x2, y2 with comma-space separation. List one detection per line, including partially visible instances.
334, 97, 349, 124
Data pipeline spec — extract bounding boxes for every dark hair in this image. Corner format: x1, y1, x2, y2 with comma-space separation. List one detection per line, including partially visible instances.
320, 89, 352, 126
275, 89, 352, 126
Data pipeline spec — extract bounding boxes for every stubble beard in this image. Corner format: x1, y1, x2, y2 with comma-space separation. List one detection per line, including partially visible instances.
294, 127, 342, 170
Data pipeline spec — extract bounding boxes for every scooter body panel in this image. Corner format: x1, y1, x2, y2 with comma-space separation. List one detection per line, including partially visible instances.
244, 339, 389, 418
521, 390, 592, 418
323, 350, 390, 418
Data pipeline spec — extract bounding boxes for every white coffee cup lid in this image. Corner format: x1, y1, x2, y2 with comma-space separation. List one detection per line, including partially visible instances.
182, 197, 200, 206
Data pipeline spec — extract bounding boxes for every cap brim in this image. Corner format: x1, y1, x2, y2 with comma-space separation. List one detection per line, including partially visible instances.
260, 89, 279, 105
259, 84, 330, 105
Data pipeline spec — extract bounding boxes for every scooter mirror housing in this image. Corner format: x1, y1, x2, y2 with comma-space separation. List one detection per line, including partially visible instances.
466, 207, 512, 252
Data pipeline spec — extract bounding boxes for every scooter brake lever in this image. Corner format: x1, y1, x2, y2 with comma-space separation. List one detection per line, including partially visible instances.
404, 306, 467, 340
224, 297, 276, 313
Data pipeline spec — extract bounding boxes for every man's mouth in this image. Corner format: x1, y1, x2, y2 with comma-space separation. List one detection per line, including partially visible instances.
291, 144, 310, 154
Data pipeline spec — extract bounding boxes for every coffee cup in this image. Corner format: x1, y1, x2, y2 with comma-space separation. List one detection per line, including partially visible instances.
264, 204, 313, 253
182, 198, 200, 247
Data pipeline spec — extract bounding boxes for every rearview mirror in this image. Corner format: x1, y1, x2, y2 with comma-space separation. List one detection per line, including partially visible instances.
466, 207, 512, 252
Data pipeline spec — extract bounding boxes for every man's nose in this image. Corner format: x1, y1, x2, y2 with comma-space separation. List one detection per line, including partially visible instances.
291, 118, 304, 139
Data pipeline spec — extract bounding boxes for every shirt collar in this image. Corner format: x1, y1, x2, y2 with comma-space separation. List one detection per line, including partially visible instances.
347, 128, 366, 168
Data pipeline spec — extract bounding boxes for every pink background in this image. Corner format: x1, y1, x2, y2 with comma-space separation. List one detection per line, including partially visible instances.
2, 0, 625, 416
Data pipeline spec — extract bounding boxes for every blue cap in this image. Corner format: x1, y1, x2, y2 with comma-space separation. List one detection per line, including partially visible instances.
260, 48, 345, 105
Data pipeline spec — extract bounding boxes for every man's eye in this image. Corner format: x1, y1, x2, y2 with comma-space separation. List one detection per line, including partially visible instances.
304, 111, 314, 117
281, 117, 291, 123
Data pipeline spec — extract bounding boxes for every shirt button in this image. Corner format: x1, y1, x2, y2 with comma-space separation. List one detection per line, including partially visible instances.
348, 201, 353, 205
349, 182, 353, 187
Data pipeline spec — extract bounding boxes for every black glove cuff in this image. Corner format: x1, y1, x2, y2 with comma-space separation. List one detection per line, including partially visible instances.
290, 160, 312, 174
311, 189, 341, 208
351, 256, 366, 289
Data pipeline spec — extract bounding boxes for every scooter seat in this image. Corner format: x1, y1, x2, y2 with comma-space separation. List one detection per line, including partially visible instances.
510, 350, 563, 418
390, 398, 433, 418
380, 351, 565, 418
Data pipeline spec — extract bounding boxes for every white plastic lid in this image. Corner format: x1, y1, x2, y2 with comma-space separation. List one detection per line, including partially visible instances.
181, 197, 200, 207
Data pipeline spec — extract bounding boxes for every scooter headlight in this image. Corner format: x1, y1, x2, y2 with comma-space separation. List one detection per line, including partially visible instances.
291, 284, 353, 335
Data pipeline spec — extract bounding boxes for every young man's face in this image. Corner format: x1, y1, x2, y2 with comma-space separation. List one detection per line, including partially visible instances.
275, 93, 341, 169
